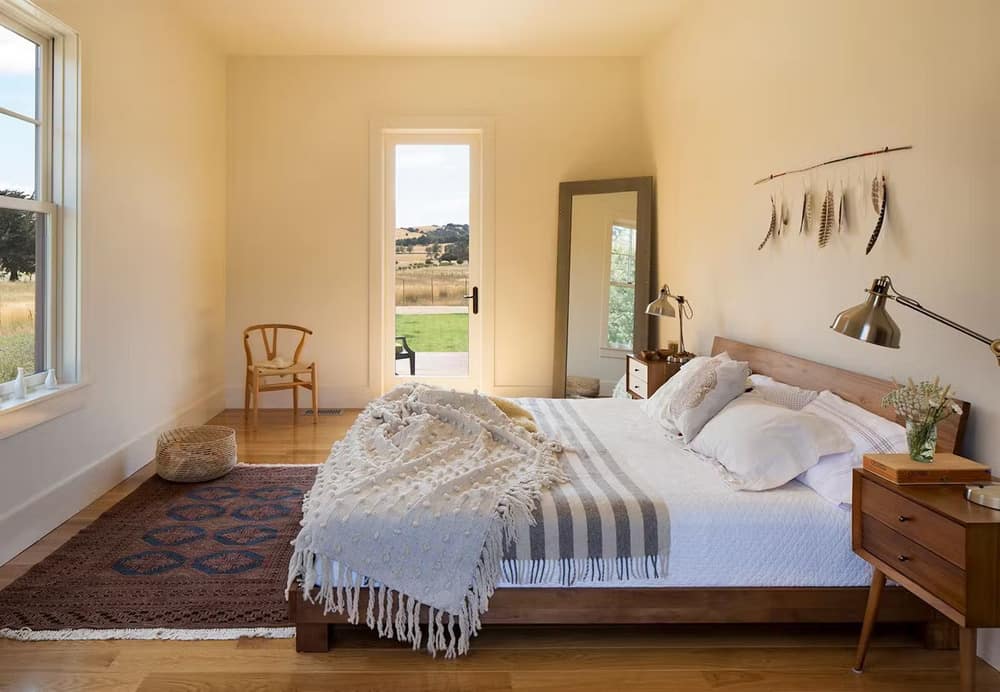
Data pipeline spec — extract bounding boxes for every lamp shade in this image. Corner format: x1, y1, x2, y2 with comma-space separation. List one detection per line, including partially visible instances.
830, 277, 901, 348
646, 288, 676, 317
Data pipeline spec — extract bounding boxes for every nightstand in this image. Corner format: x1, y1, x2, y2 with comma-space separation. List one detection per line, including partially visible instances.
625, 354, 681, 400
852, 466, 1000, 691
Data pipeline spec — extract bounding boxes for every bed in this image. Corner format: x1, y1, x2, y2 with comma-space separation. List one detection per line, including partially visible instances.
289, 337, 970, 652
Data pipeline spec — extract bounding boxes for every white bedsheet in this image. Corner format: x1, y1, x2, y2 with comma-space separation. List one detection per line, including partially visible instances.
498, 398, 871, 588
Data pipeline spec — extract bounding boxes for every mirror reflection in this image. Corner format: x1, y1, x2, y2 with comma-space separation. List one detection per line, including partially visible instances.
566, 190, 642, 398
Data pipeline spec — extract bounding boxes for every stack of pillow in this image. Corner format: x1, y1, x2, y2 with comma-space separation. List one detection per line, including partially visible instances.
641, 354, 908, 503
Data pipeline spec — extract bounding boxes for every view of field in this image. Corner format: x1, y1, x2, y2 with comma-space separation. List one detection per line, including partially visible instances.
395, 265, 468, 306
394, 223, 469, 305
394, 223, 470, 354
0, 279, 35, 382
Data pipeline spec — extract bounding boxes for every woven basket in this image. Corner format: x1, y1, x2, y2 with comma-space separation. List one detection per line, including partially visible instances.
156, 426, 237, 483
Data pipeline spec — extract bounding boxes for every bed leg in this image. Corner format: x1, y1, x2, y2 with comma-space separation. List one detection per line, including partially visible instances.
923, 616, 959, 650
296, 623, 331, 652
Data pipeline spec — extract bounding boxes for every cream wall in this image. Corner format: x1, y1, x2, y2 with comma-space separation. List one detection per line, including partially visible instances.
225, 56, 651, 408
567, 191, 638, 394
0, 0, 226, 563
640, 0, 1000, 664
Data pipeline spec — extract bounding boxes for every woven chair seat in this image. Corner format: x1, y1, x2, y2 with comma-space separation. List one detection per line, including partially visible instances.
156, 426, 237, 483
250, 361, 313, 375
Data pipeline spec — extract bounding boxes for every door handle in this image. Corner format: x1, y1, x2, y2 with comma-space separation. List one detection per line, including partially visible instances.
464, 286, 479, 315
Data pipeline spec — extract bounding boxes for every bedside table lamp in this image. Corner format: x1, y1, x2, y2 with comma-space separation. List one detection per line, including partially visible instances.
646, 285, 695, 363
831, 274, 1000, 510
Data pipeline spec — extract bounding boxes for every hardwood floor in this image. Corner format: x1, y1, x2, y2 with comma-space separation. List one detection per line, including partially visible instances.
2, 408, 1000, 691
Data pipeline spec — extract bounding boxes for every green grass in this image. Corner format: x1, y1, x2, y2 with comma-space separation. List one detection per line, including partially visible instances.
395, 313, 468, 352
1, 279, 35, 381
0, 329, 34, 382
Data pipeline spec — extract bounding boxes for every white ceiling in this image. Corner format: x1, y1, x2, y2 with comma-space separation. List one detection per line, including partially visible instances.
177, 0, 687, 57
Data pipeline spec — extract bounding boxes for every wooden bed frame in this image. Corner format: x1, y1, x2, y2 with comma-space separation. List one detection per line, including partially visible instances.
289, 336, 971, 653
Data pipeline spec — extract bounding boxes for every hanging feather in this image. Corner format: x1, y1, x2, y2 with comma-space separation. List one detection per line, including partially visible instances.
871, 175, 883, 214
866, 176, 887, 255
758, 195, 777, 250
780, 198, 789, 234
798, 191, 811, 234
837, 188, 847, 233
818, 189, 834, 248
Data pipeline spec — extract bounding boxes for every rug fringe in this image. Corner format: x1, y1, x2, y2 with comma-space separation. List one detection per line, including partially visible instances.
0, 626, 295, 642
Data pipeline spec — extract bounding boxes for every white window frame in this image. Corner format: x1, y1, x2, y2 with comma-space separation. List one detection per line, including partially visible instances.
0, 0, 81, 437
599, 217, 637, 355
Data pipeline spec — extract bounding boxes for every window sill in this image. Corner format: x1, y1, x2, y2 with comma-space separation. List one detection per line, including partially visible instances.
0, 383, 88, 440
599, 347, 629, 360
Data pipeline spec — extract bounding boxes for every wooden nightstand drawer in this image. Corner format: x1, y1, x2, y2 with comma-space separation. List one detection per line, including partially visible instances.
627, 358, 648, 383
861, 514, 966, 613
625, 355, 681, 399
861, 478, 966, 568
627, 376, 648, 399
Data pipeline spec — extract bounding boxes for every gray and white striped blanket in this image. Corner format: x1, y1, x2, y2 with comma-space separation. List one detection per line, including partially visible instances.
502, 398, 670, 585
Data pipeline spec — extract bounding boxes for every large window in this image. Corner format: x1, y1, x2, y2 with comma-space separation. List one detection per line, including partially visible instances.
603, 221, 636, 351
0, 17, 49, 384
0, 0, 79, 429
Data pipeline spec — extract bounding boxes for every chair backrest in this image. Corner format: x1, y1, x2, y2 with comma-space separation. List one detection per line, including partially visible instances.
243, 324, 312, 367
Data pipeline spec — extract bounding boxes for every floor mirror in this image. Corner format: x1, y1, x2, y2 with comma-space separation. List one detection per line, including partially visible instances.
553, 177, 654, 398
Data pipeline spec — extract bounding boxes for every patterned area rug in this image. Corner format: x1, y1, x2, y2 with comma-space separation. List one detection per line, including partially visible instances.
0, 464, 316, 640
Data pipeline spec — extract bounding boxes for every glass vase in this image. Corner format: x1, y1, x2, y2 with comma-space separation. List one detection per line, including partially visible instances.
906, 419, 937, 463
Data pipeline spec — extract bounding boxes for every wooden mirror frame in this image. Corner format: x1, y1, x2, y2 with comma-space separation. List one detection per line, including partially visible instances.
552, 176, 654, 398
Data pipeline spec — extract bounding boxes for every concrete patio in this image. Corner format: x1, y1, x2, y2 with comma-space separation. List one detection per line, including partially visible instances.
395, 351, 469, 377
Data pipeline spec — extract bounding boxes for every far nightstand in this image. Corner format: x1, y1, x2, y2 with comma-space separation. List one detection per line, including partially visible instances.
852, 465, 1000, 691
625, 354, 681, 400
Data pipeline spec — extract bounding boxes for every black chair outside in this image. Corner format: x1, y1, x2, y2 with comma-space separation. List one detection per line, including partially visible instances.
395, 336, 416, 375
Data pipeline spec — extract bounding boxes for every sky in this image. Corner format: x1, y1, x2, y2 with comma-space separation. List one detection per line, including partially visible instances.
0, 23, 38, 195
394, 144, 470, 228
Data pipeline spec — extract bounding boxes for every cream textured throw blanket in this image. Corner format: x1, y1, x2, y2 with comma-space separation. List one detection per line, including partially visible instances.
287, 385, 565, 657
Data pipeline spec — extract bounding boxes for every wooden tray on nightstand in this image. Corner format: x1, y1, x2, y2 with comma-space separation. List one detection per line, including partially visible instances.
863, 453, 992, 485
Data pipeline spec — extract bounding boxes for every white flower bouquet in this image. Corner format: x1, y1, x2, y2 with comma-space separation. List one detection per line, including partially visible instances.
882, 377, 962, 462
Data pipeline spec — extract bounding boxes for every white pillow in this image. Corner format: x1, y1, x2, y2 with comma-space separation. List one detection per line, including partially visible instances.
672, 359, 751, 442
796, 390, 908, 505
642, 353, 748, 442
641, 354, 721, 434
749, 374, 818, 410
691, 394, 853, 491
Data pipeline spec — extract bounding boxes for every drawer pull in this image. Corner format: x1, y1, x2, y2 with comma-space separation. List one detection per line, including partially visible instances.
897, 554, 910, 562
898, 515, 911, 523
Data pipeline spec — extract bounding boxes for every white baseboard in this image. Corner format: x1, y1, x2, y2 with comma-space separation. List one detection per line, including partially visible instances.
0, 387, 225, 566
224, 385, 374, 411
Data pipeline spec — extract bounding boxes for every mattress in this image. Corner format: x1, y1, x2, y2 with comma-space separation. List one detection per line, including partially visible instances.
497, 397, 871, 588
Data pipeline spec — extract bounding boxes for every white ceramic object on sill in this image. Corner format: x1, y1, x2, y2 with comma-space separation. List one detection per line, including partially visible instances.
13, 368, 27, 400
45, 369, 58, 389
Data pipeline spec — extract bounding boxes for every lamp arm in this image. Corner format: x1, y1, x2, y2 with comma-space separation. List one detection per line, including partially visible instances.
885, 278, 1000, 364
892, 294, 994, 346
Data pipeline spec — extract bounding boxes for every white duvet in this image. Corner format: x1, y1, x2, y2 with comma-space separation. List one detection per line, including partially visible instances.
499, 398, 871, 588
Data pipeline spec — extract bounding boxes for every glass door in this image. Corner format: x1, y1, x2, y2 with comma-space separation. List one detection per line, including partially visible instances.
383, 132, 482, 391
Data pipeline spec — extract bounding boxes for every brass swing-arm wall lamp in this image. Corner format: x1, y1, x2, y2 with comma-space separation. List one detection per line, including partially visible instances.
831, 275, 1000, 366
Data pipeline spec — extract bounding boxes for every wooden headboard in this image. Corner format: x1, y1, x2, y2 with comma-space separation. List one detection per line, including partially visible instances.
711, 337, 971, 455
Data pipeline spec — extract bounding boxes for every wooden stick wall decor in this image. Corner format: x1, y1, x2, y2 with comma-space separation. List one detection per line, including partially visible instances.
754, 145, 911, 254
753, 145, 912, 186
